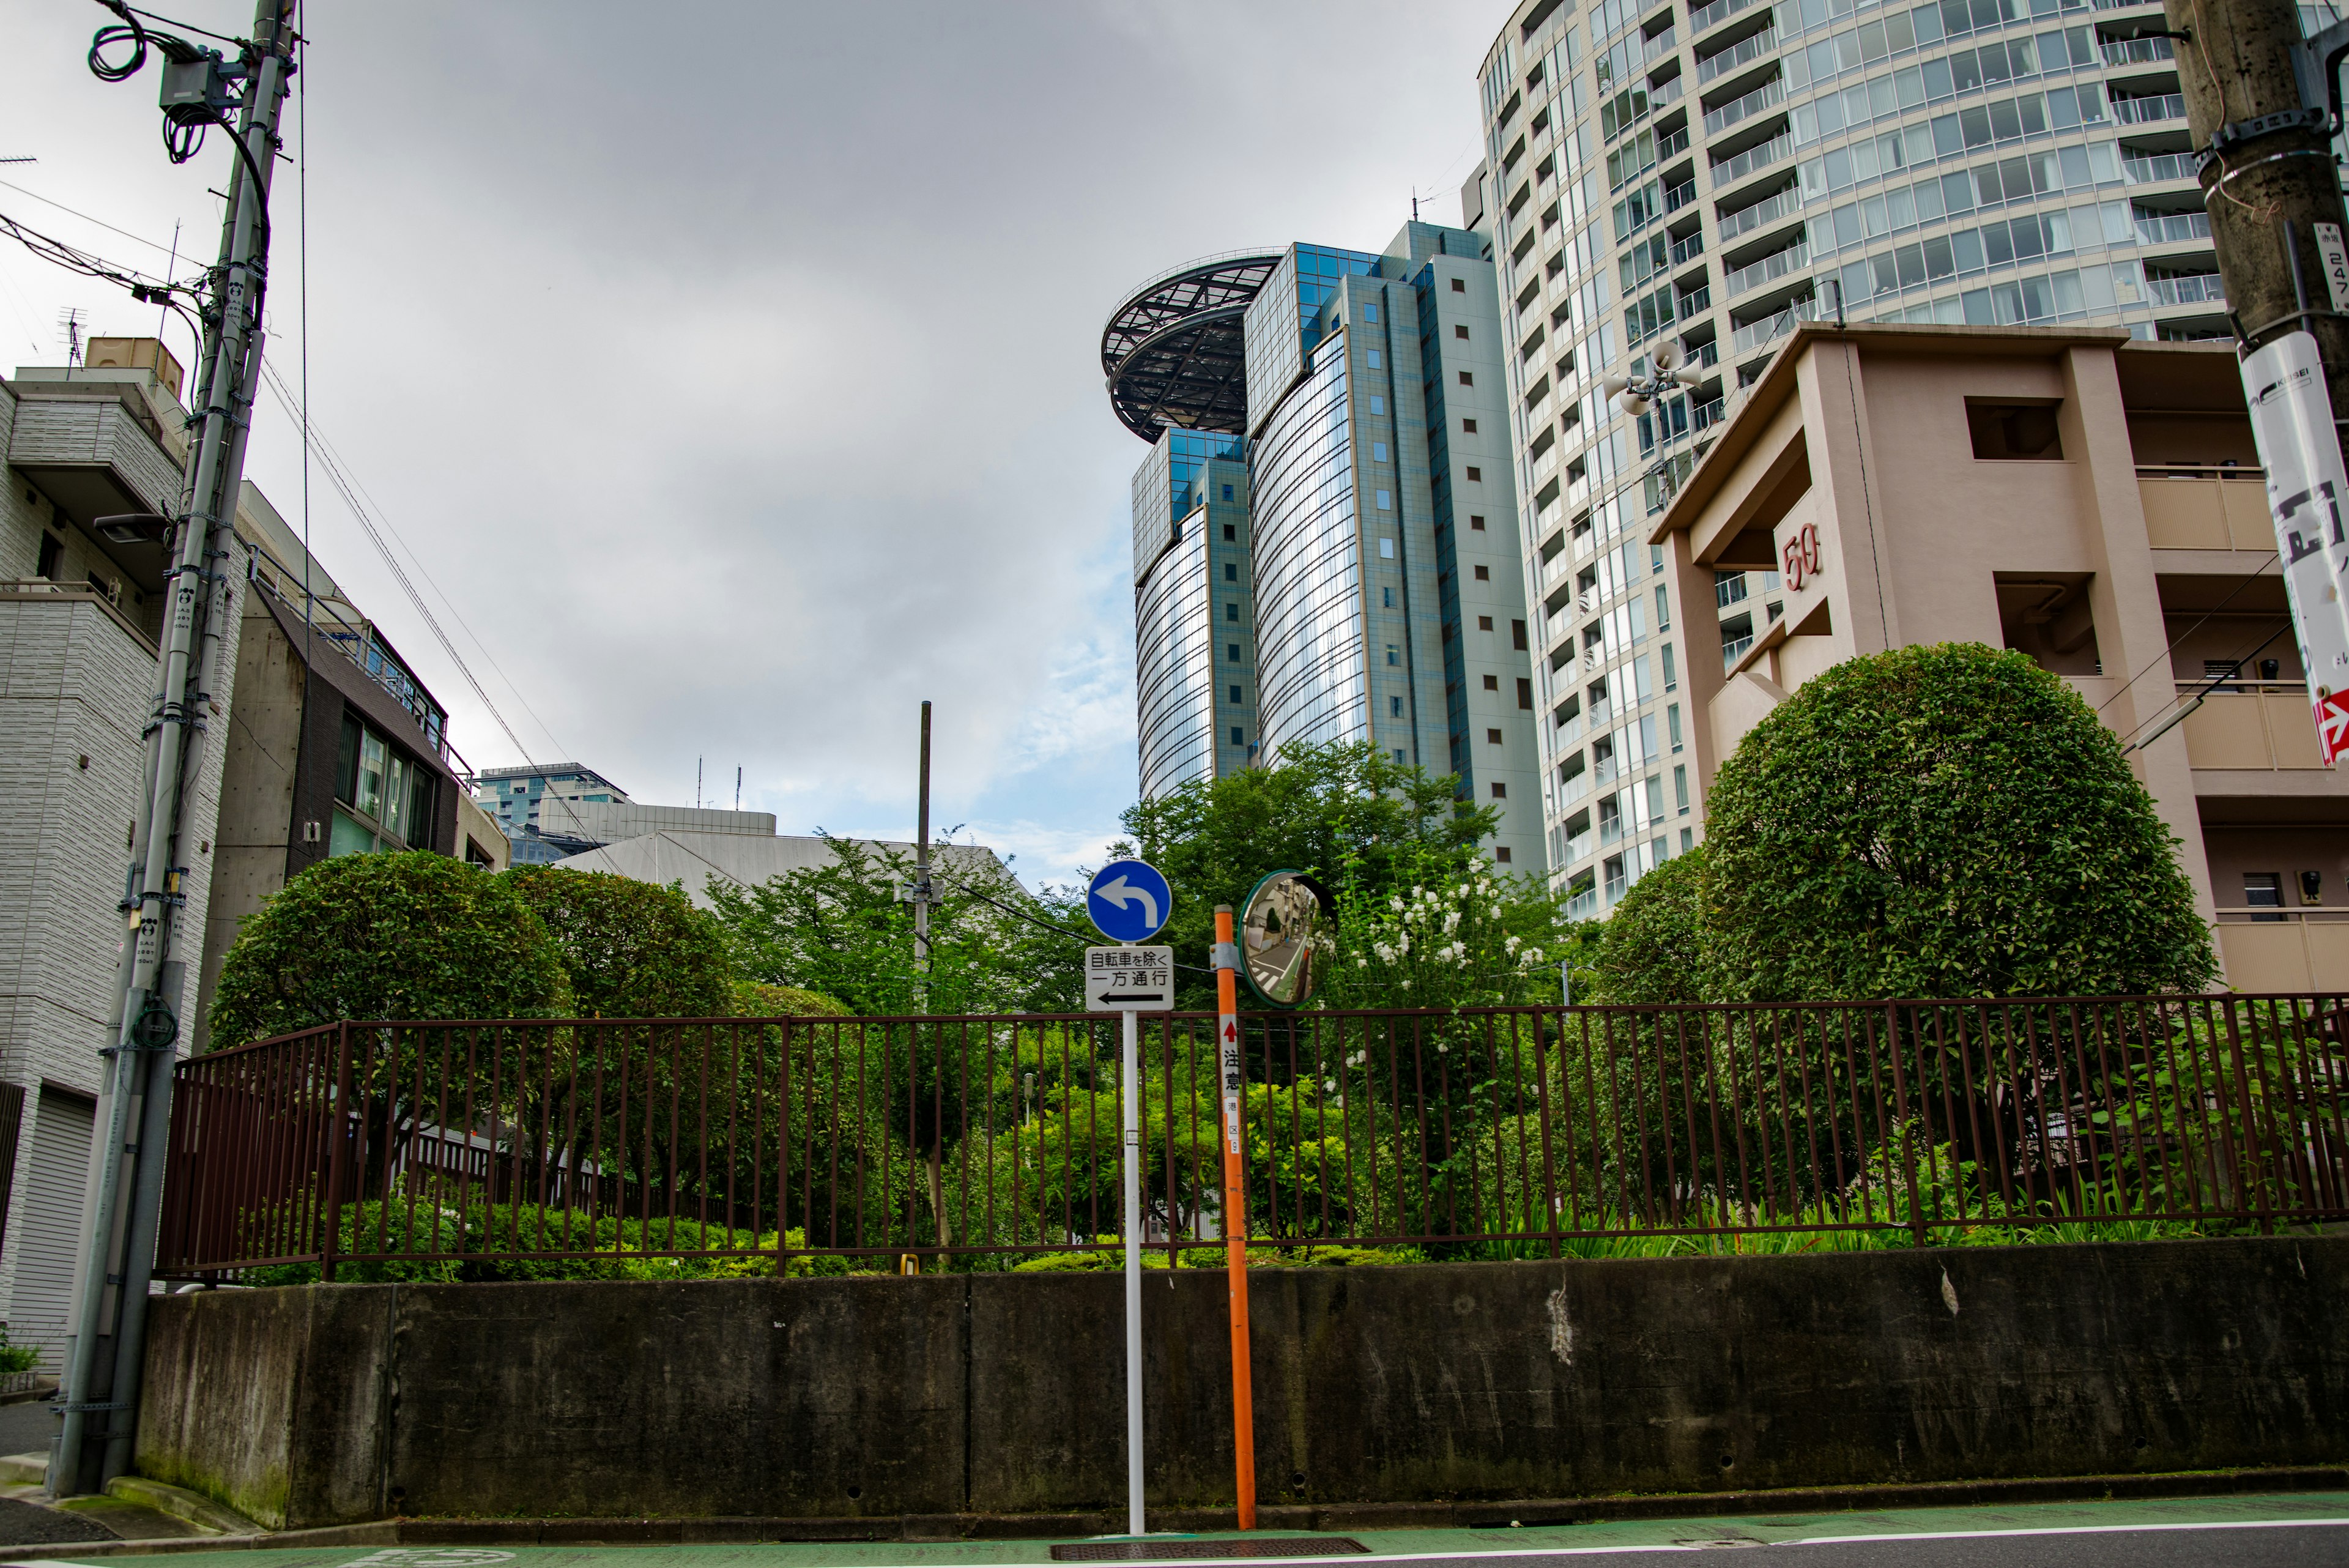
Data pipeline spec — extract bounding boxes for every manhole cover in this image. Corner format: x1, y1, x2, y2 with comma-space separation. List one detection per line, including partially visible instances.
1052, 1538, 1368, 1561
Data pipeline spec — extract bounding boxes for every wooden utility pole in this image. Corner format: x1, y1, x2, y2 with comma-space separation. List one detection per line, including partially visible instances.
2166, 0, 2349, 414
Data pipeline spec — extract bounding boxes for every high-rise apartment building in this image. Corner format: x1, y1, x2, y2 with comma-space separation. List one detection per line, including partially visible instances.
1108, 224, 1546, 870
1472, 0, 2251, 914
473, 762, 631, 863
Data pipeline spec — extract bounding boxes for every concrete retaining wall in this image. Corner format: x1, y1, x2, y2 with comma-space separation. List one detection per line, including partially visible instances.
136, 1238, 2349, 1530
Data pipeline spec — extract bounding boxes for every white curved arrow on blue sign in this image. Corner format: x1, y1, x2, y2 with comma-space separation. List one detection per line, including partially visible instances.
1087, 858, 1172, 943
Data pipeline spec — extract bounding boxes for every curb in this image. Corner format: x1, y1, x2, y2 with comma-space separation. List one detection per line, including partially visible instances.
0, 1466, 2340, 1555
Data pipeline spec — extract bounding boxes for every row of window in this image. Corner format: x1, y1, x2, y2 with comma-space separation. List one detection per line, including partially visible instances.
332, 713, 434, 858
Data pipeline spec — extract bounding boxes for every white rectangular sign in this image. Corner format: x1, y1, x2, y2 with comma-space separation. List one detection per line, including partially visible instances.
2240, 330, 2349, 767
1085, 945, 1174, 1011
2316, 223, 2349, 315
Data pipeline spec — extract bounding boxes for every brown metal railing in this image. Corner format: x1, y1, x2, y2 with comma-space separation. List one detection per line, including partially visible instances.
155, 994, 2349, 1279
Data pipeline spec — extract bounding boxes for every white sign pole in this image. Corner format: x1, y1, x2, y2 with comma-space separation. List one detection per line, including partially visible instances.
2240, 330, 2349, 765
1122, 1002, 1144, 1537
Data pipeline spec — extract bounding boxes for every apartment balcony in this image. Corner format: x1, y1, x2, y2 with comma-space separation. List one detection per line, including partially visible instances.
2137, 465, 2271, 550
1724, 237, 1808, 298
1722, 633, 1755, 670
2134, 210, 2212, 245
1729, 293, 1820, 356
1711, 131, 1795, 191
2146, 272, 2225, 307
2122, 152, 2198, 185
2111, 92, 2187, 125
2100, 35, 2175, 67
0, 578, 159, 657
2177, 684, 2326, 771
6, 387, 185, 598
1704, 76, 1786, 138
1689, 0, 1768, 39
2213, 910, 2349, 992
1698, 27, 1779, 85
1718, 182, 1802, 243
1670, 228, 1706, 267
1663, 177, 1700, 215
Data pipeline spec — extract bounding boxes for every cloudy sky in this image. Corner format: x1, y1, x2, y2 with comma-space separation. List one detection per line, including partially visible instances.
4, 1, 1501, 888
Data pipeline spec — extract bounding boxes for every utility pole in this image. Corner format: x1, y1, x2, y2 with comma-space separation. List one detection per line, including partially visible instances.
913, 700, 945, 1251
53, 0, 296, 1497
2166, 0, 2349, 406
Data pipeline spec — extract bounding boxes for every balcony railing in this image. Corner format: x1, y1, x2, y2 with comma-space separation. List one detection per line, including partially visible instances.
1716, 574, 1750, 608
1691, 395, 1726, 431
1713, 131, 1794, 187
1689, 0, 1768, 37
2137, 464, 2271, 551
2176, 683, 2326, 771
1664, 177, 1700, 214
2100, 35, 2175, 65
2211, 909, 2349, 994
1704, 76, 1786, 137
2111, 92, 2186, 124
1671, 228, 1707, 266
1677, 284, 1712, 318
1698, 27, 1779, 85
1719, 182, 1802, 242
1729, 293, 1822, 355
0, 578, 158, 657
1723, 633, 1755, 669
1657, 124, 1691, 163
1724, 237, 1809, 297
2134, 210, 2213, 245
2123, 151, 2199, 184
2146, 272, 2226, 307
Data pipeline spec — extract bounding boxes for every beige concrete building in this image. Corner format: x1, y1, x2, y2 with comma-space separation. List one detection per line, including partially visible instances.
1652, 321, 2342, 991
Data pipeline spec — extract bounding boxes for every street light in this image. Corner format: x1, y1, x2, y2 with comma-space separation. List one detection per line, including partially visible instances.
1601, 336, 1707, 418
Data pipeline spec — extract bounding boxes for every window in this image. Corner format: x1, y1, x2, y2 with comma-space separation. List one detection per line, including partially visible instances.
1491, 781, 1507, 798
1226, 602, 1239, 621
35, 532, 62, 579
1470, 515, 1486, 530
1466, 466, 1483, 481
1393, 748, 1407, 762
1487, 727, 1504, 744
1390, 695, 1404, 717
1369, 395, 1386, 414
1228, 643, 1241, 661
1455, 325, 1471, 340
1462, 418, 1479, 434
1661, 642, 1677, 691
1479, 615, 1494, 631
1474, 564, 1491, 581
1450, 277, 1466, 293
1373, 442, 1390, 462
1386, 644, 1401, 666
1223, 562, 1238, 581
1365, 303, 1379, 322
1376, 489, 1393, 510
1379, 537, 1396, 559
1656, 585, 1670, 629
1382, 586, 1395, 608
1222, 484, 1234, 502
1230, 684, 1243, 702
1668, 702, 1683, 750
1231, 726, 1245, 745
1495, 845, 1513, 863
1966, 399, 2064, 459
1512, 619, 1527, 650
330, 712, 432, 858
1483, 674, 1499, 691
1674, 765, 1689, 813
1367, 349, 1384, 368
2246, 872, 2284, 923
1517, 677, 1534, 709
1223, 523, 1236, 540
1458, 371, 1474, 385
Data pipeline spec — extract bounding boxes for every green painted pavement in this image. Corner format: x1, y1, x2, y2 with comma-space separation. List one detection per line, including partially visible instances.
17, 1491, 2348, 1568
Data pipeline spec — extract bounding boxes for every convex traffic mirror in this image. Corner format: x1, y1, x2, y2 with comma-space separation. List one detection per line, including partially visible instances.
1239, 870, 1335, 1008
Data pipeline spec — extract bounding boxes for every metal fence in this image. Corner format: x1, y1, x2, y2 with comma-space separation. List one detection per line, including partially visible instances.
154, 993, 2349, 1279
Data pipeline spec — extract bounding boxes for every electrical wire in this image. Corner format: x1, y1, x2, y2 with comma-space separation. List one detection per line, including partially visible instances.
0, 176, 182, 258
0, 209, 200, 330
2093, 548, 2282, 719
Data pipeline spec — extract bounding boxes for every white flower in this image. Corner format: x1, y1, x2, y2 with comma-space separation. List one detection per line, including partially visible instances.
1397, 934, 1411, 954
1524, 948, 1544, 964
1324, 1077, 1337, 1092
1399, 977, 1411, 989
1411, 885, 1424, 899
1356, 956, 1368, 968
1505, 935, 1522, 953
1436, 1042, 1448, 1053
1390, 896, 1405, 913
1444, 910, 1461, 933
1491, 904, 1505, 920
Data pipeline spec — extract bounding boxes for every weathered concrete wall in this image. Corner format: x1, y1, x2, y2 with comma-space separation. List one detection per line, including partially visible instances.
137, 1238, 2349, 1529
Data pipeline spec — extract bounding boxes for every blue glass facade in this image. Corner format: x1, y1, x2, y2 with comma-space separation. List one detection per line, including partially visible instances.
1249, 342, 1365, 759
1133, 429, 1251, 800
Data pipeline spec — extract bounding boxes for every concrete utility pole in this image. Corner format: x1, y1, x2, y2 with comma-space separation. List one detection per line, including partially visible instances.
2166, 0, 2349, 403
53, 0, 297, 1497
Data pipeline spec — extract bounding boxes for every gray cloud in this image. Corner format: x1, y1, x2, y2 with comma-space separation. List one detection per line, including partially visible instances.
1, 1, 1497, 882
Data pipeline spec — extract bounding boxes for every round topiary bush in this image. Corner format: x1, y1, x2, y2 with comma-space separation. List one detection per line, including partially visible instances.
1701, 642, 2215, 1001
209, 851, 570, 1048
503, 866, 733, 1019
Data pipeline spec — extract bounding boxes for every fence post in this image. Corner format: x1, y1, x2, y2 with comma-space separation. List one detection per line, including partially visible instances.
1883, 1002, 1928, 1249
321, 1022, 351, 1282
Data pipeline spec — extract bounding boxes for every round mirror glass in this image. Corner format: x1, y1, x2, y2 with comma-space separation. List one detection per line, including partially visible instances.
1240, 871, 1334, 1008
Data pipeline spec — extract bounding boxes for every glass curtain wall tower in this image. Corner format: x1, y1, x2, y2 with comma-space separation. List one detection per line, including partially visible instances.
1474, 0, 2249, 916
1107, 226, 1547, 870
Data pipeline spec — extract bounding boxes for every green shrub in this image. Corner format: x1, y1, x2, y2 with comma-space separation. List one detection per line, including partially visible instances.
507, 867, 732, 1019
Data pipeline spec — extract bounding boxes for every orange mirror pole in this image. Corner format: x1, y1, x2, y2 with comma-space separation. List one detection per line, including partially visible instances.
1212, 904, 1255, 1530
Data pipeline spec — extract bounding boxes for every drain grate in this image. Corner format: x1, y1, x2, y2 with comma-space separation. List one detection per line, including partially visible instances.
1052, 1538, 1369, 1561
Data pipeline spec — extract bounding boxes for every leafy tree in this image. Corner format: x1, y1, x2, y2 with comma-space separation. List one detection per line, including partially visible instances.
1117, 741, 1502, 1006
1589, 845, 1712, 1005
209, 851, 569, 1046
1320, 844, 1575, 1012
732, 979, 851, 1018
1702, 642, 2216, 1002
504, 866, 732, 1019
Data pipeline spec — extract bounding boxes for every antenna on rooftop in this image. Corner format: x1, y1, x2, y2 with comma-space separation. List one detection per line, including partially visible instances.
696, 756, 703, 810
58, 307, 85, 365
1411, 187, 1419, 222
735, 766, 741, 811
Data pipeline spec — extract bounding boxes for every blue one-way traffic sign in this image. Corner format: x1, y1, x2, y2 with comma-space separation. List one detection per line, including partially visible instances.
1087, 858, 1172, 943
